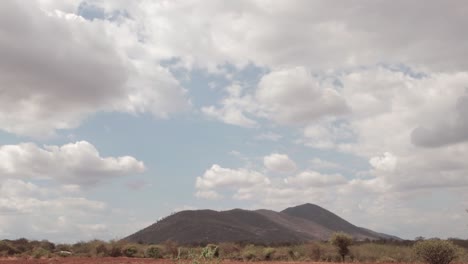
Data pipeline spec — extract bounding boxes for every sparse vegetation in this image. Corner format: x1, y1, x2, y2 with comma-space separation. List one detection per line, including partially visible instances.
414, 239, 459, 264
0, 238, 467, 262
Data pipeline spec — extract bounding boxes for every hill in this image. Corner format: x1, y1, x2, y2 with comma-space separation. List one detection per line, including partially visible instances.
124, 203, 398, 244
281, 203, 399, 240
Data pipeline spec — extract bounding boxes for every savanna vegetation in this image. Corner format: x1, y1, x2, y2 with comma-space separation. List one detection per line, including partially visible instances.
0, 236, 467, 263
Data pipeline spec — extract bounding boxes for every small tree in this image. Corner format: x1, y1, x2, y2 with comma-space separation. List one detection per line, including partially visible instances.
330, 232, 353, 262
413, 239, 458, 264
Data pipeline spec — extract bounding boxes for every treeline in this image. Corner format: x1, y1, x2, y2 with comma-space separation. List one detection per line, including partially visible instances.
0, 238, 467, 262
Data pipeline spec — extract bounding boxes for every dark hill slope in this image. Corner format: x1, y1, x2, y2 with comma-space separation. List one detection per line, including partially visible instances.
281, 203, 396, 240
255, 209, 333, 240
124, 204, 398, 244
125, 209, 307, 244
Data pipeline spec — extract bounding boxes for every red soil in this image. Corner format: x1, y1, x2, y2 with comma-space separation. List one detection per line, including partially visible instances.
0, 259, 409, 264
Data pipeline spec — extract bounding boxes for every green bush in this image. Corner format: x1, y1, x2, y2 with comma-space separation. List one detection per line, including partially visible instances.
145, 246, 163, 259
0, 241, 20, 256
10, 238, 31, 254
330, 232, 353, 261
201, 244, 219, 259
414, 239, 459, 264
123, 245, 138, 257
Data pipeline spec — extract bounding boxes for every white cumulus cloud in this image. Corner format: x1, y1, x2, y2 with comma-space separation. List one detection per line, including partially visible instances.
285, 171, 347, 187
263, 153, 297, 173
196, 164, 270, 190
0, 1, 189, 137
0, 141, 145, 187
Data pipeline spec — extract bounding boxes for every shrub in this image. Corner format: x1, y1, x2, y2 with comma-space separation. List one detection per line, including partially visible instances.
162, 240, 179, 258
39, 240, 55, 251
218, 242, 241, 259
350, 243, 414, 262
176, 247, 195, 259
289, 243, 323, 261
330, 232, 353, 261
109, 244, 122, 257
201, 244, 219, 259
262, 247, 276, 260
71, 241, 92, 256
241, 245, 261, 261
95, 243, 109, 257
414, 239, 459, 264
123, 245, 138, 257
310, 243, 323, 261
32, 247, 50, 259
271, 247, 294, 261
55, 244, 72, 252
145, 246, 163, 259
0, 241, 20, 256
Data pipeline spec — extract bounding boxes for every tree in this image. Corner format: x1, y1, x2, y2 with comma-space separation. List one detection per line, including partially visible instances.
413, 239, 458, 264
330, 232, 353, 261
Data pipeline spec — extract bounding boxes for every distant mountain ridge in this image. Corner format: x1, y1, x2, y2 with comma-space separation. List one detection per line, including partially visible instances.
124, 203, 399, 244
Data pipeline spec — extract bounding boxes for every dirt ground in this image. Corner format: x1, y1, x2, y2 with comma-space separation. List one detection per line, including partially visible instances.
0, 258, 166, 264
0, 258, 408, 264
0, 259, 323, 264
0, 258, 167, 264
0, 258, 393, 264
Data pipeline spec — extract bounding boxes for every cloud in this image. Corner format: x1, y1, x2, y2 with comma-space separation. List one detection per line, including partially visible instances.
333, 68, 468, 192
411, 95, 468, 148
202, 67, 349, 127
0, 1, 189, 137
255, 132, 283, 141
0, 178, 110, 241
263, 153, 297, 173
97, 1, 468, 72
196, 164, 270, 190
302, 121, 354, 149
369, 152, 397, 172
309, 158, 342, 171
195, 190, 222, 200
256, 67, 349, 125
0, 141, 145, 187
285, 171, 347, 187
202, 84, 257, 127
125, 179, 152, 191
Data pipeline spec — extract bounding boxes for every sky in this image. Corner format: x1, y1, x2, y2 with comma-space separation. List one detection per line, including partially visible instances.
0, 0, 467, 243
